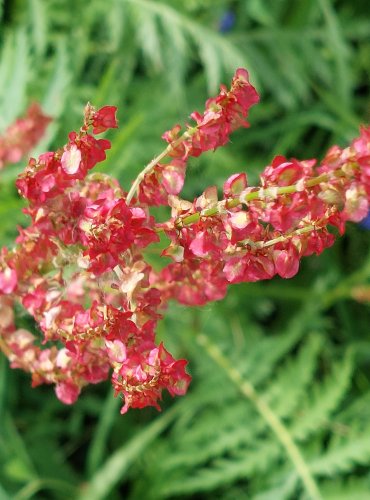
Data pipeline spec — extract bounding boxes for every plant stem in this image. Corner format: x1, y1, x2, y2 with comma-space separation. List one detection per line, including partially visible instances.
252, 224, 317, 249
197, 332, 322, 500
0, 336, 12, 357
176, 167, 349, 228
126, 131, 191, 205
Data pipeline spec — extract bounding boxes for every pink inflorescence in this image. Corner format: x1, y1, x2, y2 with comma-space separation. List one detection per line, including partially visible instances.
0, 103, 51, 170
0, 71, 369, 414
138, 68, 259, 206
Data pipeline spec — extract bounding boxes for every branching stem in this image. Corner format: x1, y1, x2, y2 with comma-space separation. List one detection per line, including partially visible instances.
176, 168, 348, 228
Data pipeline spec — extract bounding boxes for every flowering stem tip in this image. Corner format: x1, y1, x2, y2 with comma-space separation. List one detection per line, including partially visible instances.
0, 70, 369, 414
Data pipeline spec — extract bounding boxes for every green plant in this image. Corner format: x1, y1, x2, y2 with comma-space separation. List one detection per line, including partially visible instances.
0, 1, 369, 499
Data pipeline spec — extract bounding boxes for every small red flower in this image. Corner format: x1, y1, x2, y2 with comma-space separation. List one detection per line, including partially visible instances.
92, 106, 118, 134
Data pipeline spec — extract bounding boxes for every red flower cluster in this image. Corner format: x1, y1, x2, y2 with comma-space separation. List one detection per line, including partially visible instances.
137, 68, 259, 206
0, 104, 190, 412
0, 70, 369, 414
0, 103, 51, 169
156, 131, 370, 305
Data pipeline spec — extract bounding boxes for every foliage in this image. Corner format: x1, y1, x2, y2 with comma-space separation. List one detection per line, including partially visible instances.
0, 0, 370, 499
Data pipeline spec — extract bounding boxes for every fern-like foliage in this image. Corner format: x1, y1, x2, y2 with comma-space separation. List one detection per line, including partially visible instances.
0, 2, 369, 499
127, 299, 370, 500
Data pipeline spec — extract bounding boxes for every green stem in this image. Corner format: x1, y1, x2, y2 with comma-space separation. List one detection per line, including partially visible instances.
251, 224, 317, 249
177, 168, 348, 228
126, 130, 191, 205
13, 478, 77, 500
86, 388, 121, 477
0, 337, 12, 357
197, 333, 322, 500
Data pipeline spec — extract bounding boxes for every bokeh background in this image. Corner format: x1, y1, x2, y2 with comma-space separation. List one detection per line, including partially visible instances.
0, 0, 370, 498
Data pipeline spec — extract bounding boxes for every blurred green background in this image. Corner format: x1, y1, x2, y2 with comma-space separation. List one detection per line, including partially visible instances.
0, 0, 370, 498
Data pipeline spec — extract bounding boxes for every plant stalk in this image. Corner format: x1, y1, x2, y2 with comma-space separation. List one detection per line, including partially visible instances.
126, 131, 191, 204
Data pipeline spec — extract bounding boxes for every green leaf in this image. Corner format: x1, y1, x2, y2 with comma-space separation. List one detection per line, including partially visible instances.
86, 389, 121, 477
123, 0, 256, 92
317, 0, 352, 106
78, 404, 181, 500
0, 482, 11, 500
29, 0, 48, 56
0, 415, 37, 484
292, 351, 353, 441
0, 29, 29, 128
263, 333, 322, 418
310, 432, 370, 476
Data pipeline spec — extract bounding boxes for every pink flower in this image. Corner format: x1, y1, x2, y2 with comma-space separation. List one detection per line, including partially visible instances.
0, 267, 17, 294
55, 382, 81, 405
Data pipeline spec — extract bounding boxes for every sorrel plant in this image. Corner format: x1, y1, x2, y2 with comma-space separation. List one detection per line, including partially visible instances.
0, 69, 369, 414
